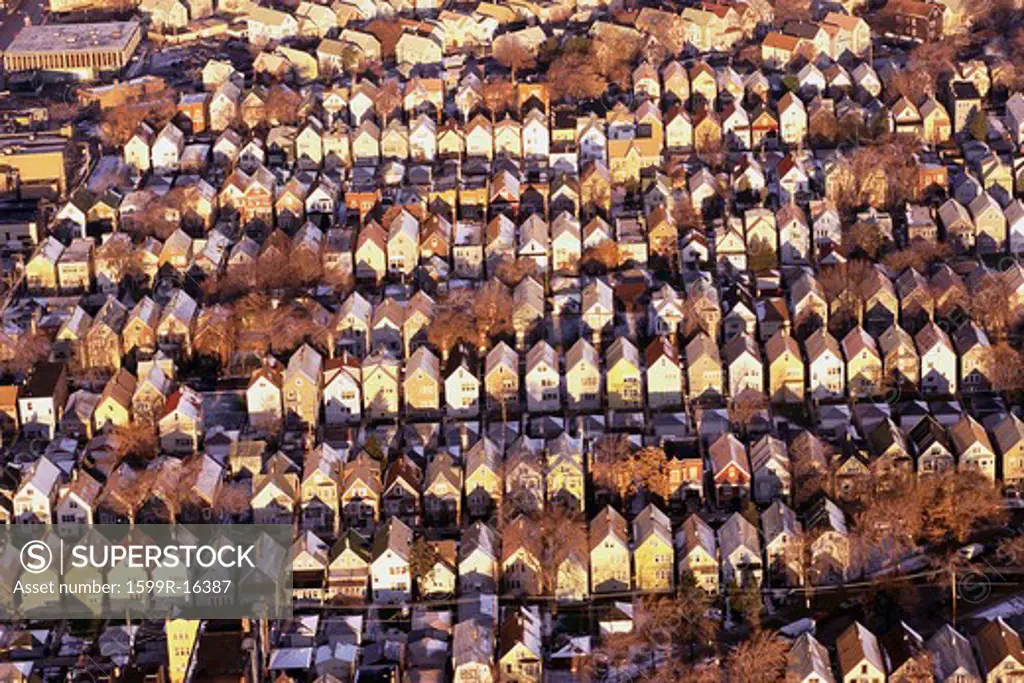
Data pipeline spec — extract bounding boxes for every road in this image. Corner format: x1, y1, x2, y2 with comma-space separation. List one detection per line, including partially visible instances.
0, 0, 45, 52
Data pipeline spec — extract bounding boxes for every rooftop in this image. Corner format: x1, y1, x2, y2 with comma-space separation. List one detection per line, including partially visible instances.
4, 21, 140, 54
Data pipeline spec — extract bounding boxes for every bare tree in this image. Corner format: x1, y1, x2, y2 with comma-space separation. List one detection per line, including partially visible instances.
549, 50, 607, 101
100, 93, 177, 147
493, 37, 535, 84
773, 0, 810, 25
470, 279, 514, 353
111, 421, 159, 463
855, 483, 923, 572
591, 437, 671, 502
730, 389, 768, 437
981, 342, 1024, 392
725, 630, 788, 683
820, 260, 877, 329
495, 257, 539, 287
580, 242, 624, 275
592, 31, 641, 88
844, 220, 887, 259
265, 84, 303, 126
969, 274, 1016, 341
882, 241, 952, 273
538, 506, 587, 599
5, 332, 51, 376
919, 471, 1006, 544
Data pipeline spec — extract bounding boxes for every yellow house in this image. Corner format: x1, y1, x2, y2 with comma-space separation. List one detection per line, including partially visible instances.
590, 505, 631, 594
766, 330, 804, 403
25, 237, 63, 293
361, 350, 401, 418
686, 332, 723, 400
842, 326, 882, 398
93, 369, 136, 430
676, 514, 719, 594
606, 338, 643, 410
632, 504, 673, 592
545, 433, 585, 511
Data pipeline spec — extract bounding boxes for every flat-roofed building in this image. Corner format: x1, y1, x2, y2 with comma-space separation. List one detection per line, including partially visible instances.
0, 133, 70, 198
3, 21, 142, 81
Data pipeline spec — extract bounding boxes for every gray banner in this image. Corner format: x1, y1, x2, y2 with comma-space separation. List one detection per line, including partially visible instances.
0, 525, 293, 619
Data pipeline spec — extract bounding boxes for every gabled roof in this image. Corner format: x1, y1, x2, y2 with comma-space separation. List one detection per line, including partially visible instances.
836, 622, 885, 676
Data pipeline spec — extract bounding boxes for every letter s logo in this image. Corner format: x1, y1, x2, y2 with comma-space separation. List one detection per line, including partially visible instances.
20, 541, 52, 574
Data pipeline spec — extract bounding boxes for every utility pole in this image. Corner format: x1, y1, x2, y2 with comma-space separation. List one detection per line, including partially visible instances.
951, 565, 957, 625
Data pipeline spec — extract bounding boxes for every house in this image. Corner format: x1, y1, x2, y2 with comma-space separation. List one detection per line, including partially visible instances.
465, 438, 502, 519
158, 386, 203, 454
404, 346, 440, 413
362, 350, 401, 418
879, 325, 920, 387
709, 433, 750, 504
505, 437, 544, 514
370, 517, 413, 604
645, 337, 683, 409
765, 330, 803, 403
842, 327, 881, 398
284, 344, 323, 430
328, 531, 371, 602
566, 338, 601, 411
543, 435, 584, 513
459, 521, 500, 594
881, 0, 944, 42
926, 624, 982, 683
247, 362, 283, 433
973, 618, 1024, 683
497, 607, 542, 683
252, 461, 298, 526
717, 512, 762, 588
323, 355, 362, 426
524, 341, 560, 414
761, 499, 802, 585
724, 333, 763, 401
454, 620, 496, 683
916, 322, 957, 395
674, 514, 718, 594
424, 452, 462, 525
883, 622, 932, 683
247, 6, 299, 45
836, 622, 886, 683
993, 414, 1024, 492
13, 456, 61, 523
955, 322, 991, 394
606, 338, 643, 411
445, 354, 481, 417
301, 446, 341, 536
94, 368, 136, 430
18, 362, 68, 439
502, 516, 542, 596
590, 506, 631, 594
751, 435, 790, 503
56, 471, 102, 526
340, 452, 381, 531
786, 633, 834, 683
484, 342, 519, 414
632, 504, 674, 592
382, 455, 422, 527
951, 414, 997, 482
970, 192, 1007, 254
687, 333, 723, 400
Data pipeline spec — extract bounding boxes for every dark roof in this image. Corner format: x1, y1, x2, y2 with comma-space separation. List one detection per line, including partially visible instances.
21, 362, 64, 398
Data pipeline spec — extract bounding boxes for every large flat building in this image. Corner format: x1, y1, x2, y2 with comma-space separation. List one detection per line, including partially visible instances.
2, 21, 142, 81
0, 133, 70, 198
